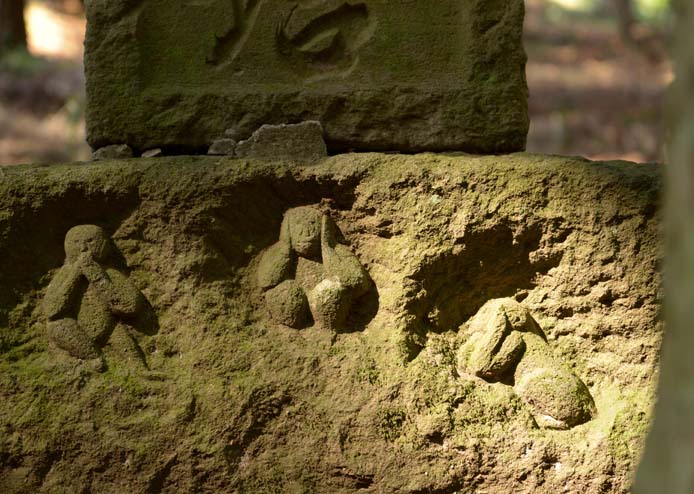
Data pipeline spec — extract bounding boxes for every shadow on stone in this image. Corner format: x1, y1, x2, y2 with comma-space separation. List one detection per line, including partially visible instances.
406, 222, 563, 334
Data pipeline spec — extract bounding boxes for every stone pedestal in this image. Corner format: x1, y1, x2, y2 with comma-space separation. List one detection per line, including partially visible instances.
0, 154, 661, 493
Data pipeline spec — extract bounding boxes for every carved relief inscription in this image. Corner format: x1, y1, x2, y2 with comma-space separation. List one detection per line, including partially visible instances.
207, 0, 267, 66
275, 1, 372, 76
137, 0, 375, 85
205, 0, 372, 75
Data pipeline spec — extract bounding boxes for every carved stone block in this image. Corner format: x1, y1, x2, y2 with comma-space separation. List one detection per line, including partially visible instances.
84, 0, 528, 154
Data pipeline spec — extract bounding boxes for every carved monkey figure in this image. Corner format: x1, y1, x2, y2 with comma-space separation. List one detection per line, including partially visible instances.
457, 298, 596, 430
43, 225, 152, 370
257, 206, 371, 330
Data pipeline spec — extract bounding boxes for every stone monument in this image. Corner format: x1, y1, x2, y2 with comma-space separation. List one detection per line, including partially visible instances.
0, 2, 665, 493
84, 0, 528, 154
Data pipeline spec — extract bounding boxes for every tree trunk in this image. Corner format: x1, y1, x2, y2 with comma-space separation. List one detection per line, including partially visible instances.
634, 0, 694, 492
612, 0, 637, 44
0, 0, 27, 52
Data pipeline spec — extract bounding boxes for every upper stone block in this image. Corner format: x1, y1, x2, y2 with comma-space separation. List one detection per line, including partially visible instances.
84, 0, 529, 154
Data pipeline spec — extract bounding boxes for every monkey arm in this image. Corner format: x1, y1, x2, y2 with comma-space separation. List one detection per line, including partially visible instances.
79, 256, 143, 318
320, 216, 370, 296
101, 269, 145, 318
468, 313, 525, 380
487, 331, 525, 377
258, 218, 295, 289
42, 264, 83, 320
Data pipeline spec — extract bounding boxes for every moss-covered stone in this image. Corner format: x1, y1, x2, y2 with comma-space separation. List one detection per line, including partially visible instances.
84, 0, 528, 154
0, 153, 661, 493
458, 298, 596, 429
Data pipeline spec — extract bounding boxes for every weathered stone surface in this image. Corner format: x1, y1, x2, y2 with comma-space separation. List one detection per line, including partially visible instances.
207, 138, 237, 156
0, 154, 660, 493
236, 122, 327, 162
84, 0, 528, 154
91, 143, 132, 160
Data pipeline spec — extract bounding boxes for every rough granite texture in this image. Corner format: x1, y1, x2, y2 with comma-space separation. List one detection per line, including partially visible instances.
84, 0, 529, 154
0, 153, 661, 493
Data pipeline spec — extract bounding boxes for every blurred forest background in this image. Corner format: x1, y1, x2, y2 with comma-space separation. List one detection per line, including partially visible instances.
0, 0, 673, 166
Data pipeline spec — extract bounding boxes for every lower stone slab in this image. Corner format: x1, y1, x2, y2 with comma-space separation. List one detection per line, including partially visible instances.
0, 153, 660, 493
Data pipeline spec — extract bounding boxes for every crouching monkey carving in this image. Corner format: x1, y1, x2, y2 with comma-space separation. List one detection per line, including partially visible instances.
43, 225, 157, 371
457, 298, 596, 429
257, 206, 371, 331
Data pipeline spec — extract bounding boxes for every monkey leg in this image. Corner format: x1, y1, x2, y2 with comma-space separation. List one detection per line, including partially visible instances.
105, 323, 149, 369
47, 318, 101, 361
